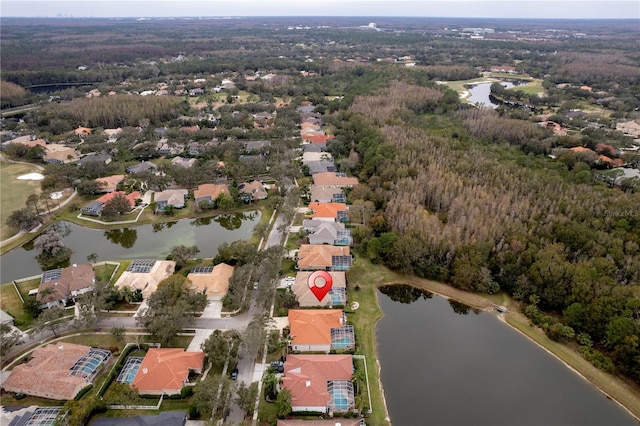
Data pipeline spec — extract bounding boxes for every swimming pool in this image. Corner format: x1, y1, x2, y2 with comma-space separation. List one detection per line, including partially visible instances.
117, 357, 144, 384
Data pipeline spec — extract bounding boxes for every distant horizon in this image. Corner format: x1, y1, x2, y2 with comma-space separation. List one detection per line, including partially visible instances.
1, 1, 638, 20
2, 15, 639, 21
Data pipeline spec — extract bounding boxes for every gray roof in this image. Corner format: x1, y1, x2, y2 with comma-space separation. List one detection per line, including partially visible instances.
303, 143, 327, 153
0, 309, 14, 324
126, 161, 158, 174
245, 140, 271, 152
297, 105, 316, 113
77, 152, 111, 166
307, 160, 336, 174
91, 411, 187, 426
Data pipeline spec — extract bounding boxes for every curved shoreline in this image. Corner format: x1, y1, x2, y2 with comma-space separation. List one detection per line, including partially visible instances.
379, 278, 640, 422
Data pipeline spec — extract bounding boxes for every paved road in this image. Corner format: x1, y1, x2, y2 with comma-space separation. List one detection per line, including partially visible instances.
264, 213, 286, 249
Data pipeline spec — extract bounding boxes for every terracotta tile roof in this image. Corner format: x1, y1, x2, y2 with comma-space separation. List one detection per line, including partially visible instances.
281, 354, 353, 410
193, 183, 230, 201
132, 348, 204, 395
95, 191, 141, 208
312, 172, 358, 187
289, 309, 343, 346
2, 343, 91, 400
301, 135, 335, 144
94, 174, 125, 193
297, 245, 350, 270
309, 202, 347, 220
291, 271, 346, 307
74, 127, 92, 135
187, 263, 234, 299
37, 264, 95, 305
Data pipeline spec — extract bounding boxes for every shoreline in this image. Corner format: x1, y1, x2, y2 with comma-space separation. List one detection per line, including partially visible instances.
380, 277, 640, 422
496, 312, 640, 423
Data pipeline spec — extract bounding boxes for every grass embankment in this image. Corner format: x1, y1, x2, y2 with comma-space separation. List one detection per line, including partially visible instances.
352, 260, 640, 422
0, 161, 42, 240
346, 256, 402, 426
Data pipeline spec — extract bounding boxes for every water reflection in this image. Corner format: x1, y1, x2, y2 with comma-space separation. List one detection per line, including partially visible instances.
448, 299, 481, 315
378, 284, 432, 304
213, 212, 258, 231
104, 228, 138, 249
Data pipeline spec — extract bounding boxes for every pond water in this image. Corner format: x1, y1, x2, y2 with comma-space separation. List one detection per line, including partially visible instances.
0, 211, 260, 282
466, 81, 515, 109
376, 284, 637, 426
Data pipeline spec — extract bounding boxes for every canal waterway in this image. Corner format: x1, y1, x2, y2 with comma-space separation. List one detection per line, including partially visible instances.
0, 212, 260, 282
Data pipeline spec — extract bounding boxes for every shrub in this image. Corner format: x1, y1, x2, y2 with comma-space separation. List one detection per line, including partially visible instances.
74, 384, 93, 400
180, 386, 194, 398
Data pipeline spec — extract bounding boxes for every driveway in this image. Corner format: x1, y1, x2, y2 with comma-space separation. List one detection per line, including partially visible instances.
201, 300, 222, 319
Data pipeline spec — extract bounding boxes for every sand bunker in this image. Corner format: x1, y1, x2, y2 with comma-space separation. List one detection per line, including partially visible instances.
17, 172, 44, 181
51, 191, 63, 200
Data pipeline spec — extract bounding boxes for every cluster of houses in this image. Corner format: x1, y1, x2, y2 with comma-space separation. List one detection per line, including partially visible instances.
2, 259, 234, 403
80, 176, 269, 216
271, 104, 363, 417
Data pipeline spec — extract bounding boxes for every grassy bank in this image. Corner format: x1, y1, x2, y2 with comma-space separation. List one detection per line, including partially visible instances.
0, 161, 43, 241
346, 256, 402, 425
357, 262, 640, 422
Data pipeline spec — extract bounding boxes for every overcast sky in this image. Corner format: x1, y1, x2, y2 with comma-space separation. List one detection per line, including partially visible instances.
1, 1, 638, 19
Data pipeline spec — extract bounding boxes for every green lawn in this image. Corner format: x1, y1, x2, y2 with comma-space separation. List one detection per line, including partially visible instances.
0, 282, 32, 329
346, 256, 402, 426
0, 161, 42, 240
508, 78, 545, 96
94, 263, 118, 283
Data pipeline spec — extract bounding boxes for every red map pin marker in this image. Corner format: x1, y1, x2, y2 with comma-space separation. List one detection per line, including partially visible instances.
308, 271, 333, 302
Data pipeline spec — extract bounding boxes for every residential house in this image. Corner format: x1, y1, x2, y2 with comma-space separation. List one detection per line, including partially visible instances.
126, 161, 158, 174
114, 259, 176, 298
179, 125, 200, 134
131, 348, 204, 396
280, 354, 355, 413
189, 88, 204, 96
289, 309, 354, 352
81, 191, 140, 216
301, 135, 335, 144
297, 245, 352, 271
303, 143, 327, 153
188, 142, 200, 156
94, 174, 125, 193
313, 172, 358, 187
490, 65, 518, 74
154, 189, 188, 213
73, 127, 92, 137
1, 343, 110, 400
157, 139, 182, 156
309, 185, 346, 203
171, 156, 197, 168
103, 128, 122, 143
297, 105, 316, 114
307, 160, 336, 175
304, 220, 352, 246
308, 202, 348, 223
245, 140, 271, 153
302, 151, 333, 164
91, 412, 187, 426
77, 151, 112, 167
193, 183, 230, 206
44, 144, 79, 164
186, 263, 234, 300
291, 271, 347, 307
239, 180, 268, 202
36, 264, 95, 309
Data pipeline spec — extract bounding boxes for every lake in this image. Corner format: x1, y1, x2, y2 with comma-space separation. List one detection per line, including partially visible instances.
0, 211, 260, 282
376, 284, 637, 426
466, 81, 514, 109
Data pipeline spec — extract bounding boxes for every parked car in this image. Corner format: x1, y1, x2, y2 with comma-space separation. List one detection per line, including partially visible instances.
231, 367, 239, 380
